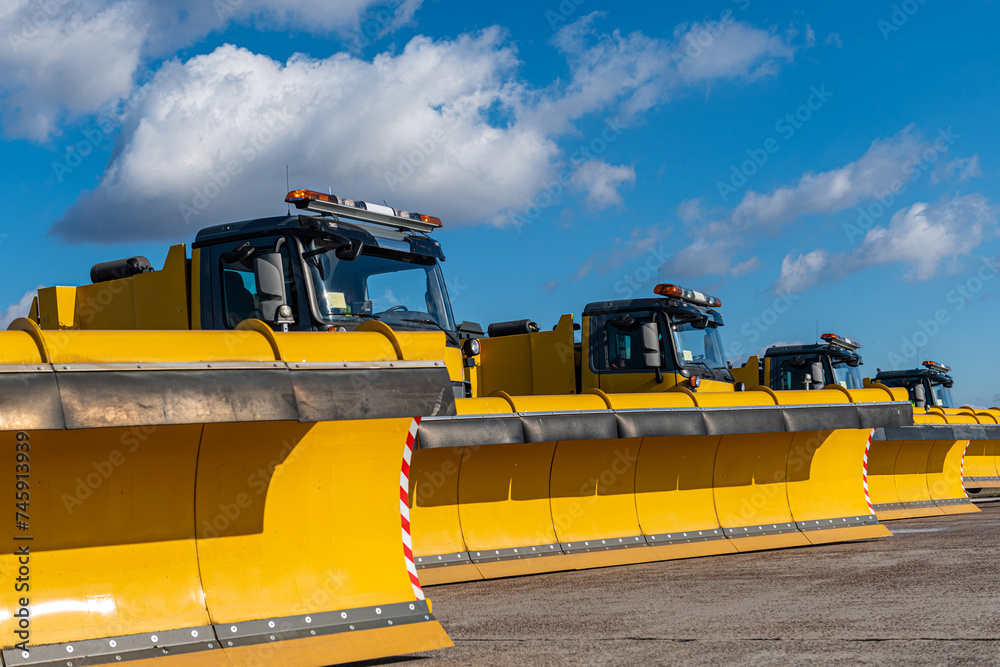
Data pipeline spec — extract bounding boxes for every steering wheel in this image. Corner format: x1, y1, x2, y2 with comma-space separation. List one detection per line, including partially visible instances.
383, 305, 409, 312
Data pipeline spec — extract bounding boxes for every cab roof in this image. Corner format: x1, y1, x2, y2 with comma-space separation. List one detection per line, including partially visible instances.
875, 367, 953, 385
583, 298, 724, 325
764, 341, 861, 364
192, 214, 445, 260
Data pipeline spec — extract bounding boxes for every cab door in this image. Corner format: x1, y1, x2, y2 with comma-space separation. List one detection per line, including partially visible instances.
204, 235, 307, 331
588, 310, 671, 394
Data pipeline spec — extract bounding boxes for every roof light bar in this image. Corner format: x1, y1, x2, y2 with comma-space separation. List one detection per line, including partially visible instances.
285, 189, 442, 233
922, 360, 952, 373
821, 332, 861, 350
653, 284, 722, 308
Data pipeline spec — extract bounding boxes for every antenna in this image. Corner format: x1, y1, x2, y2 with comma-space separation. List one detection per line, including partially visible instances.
285, 166, 290, 215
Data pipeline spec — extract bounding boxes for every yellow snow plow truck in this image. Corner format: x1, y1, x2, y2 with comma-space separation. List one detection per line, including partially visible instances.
730, 340, 982, 520
15, 188, 913, 648
412, 286, 913, 583
873, 362, 1000, 496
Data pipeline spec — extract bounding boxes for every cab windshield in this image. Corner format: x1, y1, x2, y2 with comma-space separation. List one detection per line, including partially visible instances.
831, 362, 864, 389
930, 381, 955, 408
303, 242, 456, 332
670, 321, 728, 371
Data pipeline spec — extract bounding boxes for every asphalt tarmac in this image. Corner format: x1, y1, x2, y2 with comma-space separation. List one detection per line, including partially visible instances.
382, 499, 1000, 666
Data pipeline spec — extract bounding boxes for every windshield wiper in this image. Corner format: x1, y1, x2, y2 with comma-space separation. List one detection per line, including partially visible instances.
684, 359, 731, 380
401, 318, 461, 347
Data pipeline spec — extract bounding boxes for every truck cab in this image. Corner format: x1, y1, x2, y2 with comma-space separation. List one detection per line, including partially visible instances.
34, 189, 461, 337
874, 360, 956, 409
475, 283, 736, 396
195, 190, 456, 335
579, 284, 733, 393
752, 333, 865, 391
30, 188, 475, 396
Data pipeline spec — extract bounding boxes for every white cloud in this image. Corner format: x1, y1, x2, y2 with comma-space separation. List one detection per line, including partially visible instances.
0, 289, 37, 330
730, 126, 934, 234
0, 0, 421, 140
667, 237, 758, 279
572, 160, 635, 208
773, 194, 998, 294
525, 13, 802, 135
52, 15, 807, 242
933, 155, 981, 184
824, 32, 843, 48
773, 249, 830, 294
1, 1, 147, 140
672, 19, 796, 84
853, 196, 994, 280
53, 34, 556, 241
561, 224, 673, 288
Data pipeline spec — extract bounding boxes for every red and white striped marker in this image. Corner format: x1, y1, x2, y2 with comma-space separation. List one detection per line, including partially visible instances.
400, 417, 424, 600
863, 428, 875, 515
960, 439, 970, 499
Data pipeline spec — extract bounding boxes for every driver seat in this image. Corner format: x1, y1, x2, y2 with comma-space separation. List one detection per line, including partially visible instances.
224, 271, 257, 327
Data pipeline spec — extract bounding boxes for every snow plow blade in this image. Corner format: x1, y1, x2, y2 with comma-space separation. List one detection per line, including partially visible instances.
409, 386, 908, 584
0, 320, 452, 666
869, 412, 982, 520
956, 408, 1000, 490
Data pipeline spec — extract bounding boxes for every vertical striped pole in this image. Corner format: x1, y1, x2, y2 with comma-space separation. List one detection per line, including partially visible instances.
863, 428, 875, 515
400, 417, 424, 600
960, 439, 970, 499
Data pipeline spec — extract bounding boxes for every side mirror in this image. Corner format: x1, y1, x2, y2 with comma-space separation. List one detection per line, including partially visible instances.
809, 361, 824, 389
255, 253, 290, 324
913, 383, 927, 408
641, 321, 661, 368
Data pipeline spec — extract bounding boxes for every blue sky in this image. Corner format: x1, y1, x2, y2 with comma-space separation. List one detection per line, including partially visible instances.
1, 0, 999, 405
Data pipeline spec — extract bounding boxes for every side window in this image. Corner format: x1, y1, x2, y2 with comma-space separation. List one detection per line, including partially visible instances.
595, 311, 661, 372
606, 321, 643, 370
219, 239, 297, 329
221, 262, 258, 328
777, 360, 808, 391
